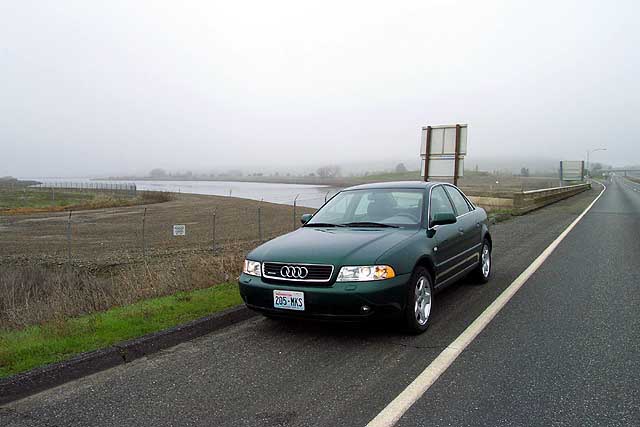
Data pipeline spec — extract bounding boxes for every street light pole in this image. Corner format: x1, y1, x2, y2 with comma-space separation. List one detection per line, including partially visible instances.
586, 148, 607, 178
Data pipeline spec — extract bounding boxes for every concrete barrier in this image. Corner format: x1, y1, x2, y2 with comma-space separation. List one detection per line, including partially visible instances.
468, 183, 591, 215
467, 195, 514, 212
512, 183, 591, 215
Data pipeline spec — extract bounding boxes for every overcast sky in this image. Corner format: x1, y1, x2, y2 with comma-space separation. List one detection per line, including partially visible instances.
1, 0, 638, 177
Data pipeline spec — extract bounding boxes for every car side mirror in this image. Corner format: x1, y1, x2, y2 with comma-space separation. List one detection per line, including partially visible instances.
430, 212, 457, 227
300, 213, 313, 225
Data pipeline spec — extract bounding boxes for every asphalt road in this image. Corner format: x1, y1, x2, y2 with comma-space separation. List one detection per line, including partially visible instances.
3, 180, 634, 427
396, 176, 639, 427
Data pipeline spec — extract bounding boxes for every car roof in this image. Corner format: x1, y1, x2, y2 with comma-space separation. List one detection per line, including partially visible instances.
342, 181, 443, 191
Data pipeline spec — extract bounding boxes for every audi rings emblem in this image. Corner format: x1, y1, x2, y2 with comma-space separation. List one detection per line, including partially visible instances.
280, 265, 309, 279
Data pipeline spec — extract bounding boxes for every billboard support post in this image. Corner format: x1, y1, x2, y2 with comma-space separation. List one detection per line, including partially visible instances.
453, 124, 461, 186
423, 126, 432, 182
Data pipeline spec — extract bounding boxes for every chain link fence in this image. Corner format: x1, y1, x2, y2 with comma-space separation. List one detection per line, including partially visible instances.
0, 192, 335, 268
34, 182, 138, 197
0, 191, 339, 329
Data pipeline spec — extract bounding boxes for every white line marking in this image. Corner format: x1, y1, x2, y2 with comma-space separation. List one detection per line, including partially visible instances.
366, 182, 607, 427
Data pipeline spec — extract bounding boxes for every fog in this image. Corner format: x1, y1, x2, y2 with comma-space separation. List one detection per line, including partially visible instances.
1, 0, 638, 178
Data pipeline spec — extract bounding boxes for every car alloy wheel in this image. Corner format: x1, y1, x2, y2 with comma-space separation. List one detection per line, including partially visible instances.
474, 239, 492, 284
405, 266, 434, 333
481, 244, 491, 278
415, 275, 432, 326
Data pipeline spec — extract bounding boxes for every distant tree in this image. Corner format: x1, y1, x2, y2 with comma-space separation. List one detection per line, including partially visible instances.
520, 167, 530, 177
395, 163, 408, 173
316, 165, 341, 178
590, 163, 603, 176
149, 168, 167, 178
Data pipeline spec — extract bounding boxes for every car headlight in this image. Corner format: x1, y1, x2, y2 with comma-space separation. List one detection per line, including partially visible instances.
243, 260, 262, 277
336, 265, 396, 282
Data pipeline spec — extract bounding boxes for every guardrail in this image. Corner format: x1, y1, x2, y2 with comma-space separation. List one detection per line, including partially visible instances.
468, 183, 591, 215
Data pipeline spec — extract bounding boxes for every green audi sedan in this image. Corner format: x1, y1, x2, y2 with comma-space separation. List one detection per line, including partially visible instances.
239, 181, 492, 333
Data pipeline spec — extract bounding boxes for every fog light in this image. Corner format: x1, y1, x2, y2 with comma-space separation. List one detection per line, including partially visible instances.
361, 305, 371, 313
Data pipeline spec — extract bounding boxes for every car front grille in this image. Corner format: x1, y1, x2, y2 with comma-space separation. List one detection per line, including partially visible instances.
262, 262, 334, 283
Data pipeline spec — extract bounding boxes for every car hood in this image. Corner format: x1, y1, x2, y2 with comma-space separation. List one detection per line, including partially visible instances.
248, 227, 419, 266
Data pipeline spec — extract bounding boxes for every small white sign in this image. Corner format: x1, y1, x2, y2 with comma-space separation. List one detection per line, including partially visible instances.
560, 161, 584, 182
173, 224, 186, 236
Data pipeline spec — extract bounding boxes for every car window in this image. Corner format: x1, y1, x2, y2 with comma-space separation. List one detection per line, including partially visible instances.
353, 194, 372, 216
313, 192, 357, 223
444, 186, 472, 216
307, 189, 424, 227
429, 186, 455, 223
394, 191, 423, 209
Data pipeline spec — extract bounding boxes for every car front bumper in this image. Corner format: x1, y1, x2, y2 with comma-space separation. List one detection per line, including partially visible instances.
238, 272, 411, 321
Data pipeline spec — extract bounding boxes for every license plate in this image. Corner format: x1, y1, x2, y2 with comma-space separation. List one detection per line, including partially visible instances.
273, 290, 305, 311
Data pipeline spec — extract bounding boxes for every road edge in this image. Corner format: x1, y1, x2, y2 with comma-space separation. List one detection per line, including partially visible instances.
0, 305, 257, 406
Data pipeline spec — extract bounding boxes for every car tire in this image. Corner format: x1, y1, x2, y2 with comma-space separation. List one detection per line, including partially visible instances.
474, 239, 492, 284
404, 266, 434, 334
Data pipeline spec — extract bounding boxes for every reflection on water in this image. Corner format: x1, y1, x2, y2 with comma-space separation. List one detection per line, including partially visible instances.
31, 179, 338, 209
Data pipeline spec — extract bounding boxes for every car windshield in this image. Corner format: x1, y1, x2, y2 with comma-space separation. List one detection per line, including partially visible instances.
306, 189, 424, 227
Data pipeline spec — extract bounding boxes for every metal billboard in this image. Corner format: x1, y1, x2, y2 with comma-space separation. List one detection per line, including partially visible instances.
560, 161, 584, 182
420, 124, 467, 184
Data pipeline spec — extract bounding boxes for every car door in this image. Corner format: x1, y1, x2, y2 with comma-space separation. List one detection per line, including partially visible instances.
427, 185, 464, 287
444, 185, 482, 270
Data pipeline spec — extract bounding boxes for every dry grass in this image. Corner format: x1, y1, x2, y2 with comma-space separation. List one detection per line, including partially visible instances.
0, 246, 245, 331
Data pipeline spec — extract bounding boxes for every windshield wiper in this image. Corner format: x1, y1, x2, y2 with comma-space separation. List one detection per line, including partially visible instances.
304, 222, 344, 228
340, 222, 399, 228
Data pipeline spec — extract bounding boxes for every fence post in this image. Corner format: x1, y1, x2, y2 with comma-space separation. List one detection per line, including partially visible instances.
293, 194, 300, 230
66, 210, 73, 267
258, 202, 262, 242
212, 209, 217, 253
142, 208, 147, 260
51, 187, 55, 202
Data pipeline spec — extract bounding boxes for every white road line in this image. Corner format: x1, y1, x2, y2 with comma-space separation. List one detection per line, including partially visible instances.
366, 182, 607, 427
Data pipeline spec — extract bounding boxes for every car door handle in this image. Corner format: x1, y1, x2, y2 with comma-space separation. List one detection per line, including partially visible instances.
458, 227, 464, 234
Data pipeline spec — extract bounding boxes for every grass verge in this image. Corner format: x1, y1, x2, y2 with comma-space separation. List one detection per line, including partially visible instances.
0, 283, 242, 379
0, 188, 172, 214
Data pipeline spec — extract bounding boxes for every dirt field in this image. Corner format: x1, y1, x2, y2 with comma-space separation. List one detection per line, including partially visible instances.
458, 174, 560, 192
0, 194, 315, 329
0, 193, 313, 268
